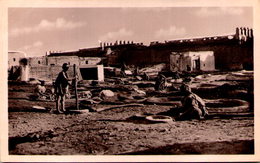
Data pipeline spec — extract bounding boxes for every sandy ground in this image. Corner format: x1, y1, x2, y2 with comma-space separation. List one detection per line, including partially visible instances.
9, 107, 253, 155
8, 72, 254, 155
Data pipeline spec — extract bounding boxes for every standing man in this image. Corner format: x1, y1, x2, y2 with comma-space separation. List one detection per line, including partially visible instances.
53, 63, 71, 113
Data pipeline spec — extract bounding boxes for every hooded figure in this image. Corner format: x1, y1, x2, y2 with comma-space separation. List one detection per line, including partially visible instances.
34, 80, 46, 98
155, 73, 166, 91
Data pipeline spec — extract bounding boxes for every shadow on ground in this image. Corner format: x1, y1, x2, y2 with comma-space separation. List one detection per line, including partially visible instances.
120, 140, 254, 155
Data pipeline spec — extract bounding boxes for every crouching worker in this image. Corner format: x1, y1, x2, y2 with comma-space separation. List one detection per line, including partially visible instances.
34, 80, 47, 100
155, 73, 166, 91
175, 84, 209, 120
52, 63, 72, 113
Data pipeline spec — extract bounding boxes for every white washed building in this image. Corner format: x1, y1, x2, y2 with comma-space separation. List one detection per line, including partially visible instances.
170, 51, 215, 72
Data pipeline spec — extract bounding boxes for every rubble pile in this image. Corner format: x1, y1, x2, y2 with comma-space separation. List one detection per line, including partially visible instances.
19, 66, 253, 117
63, 70, 253, 115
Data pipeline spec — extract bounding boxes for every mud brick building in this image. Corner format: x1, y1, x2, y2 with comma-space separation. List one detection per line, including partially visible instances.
121, 27, 253, 70
9, 27, 253, 81
8, 51, 27, 70
170, 51, 215, 72
48, 41, 145, 67
47, 27, 253, 71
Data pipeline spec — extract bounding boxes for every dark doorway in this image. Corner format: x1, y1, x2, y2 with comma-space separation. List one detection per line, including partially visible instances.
194, 58, 200, 70
80, 67, 98, 80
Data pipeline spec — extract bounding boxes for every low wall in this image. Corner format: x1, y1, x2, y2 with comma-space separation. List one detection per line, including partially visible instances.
29, 65, 104, 82
29, 65, 75, 82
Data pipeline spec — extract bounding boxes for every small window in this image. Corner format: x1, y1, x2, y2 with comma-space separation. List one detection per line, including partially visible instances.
176, 61, 178, 63
204, 64, 206, 67
85, 61, 89, 64
50, 64, 55, 66
13, 58, 16, 62
38, 61, 41, 64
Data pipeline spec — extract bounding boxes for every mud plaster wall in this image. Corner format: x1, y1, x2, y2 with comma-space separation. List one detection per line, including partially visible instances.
30, 65, 104, 82
8, 52, 26, 69
187, 51, 215, 71
199, 53, 215, 71
29, 65, 75, 82
47, 56, 79, 66
170, 53, 192, 72
28, 57, 47, 67
121, 39, 253, 71
79, 57, 101, 65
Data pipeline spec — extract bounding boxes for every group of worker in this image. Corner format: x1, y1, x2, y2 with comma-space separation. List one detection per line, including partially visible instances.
34, 63, 209, 120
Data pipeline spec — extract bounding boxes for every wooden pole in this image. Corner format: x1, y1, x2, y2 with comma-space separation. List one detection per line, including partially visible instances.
73, 64, 79, 110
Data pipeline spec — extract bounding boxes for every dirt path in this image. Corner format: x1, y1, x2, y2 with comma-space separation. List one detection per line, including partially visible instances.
8, 75, 254, 155
9, 105, 254, 155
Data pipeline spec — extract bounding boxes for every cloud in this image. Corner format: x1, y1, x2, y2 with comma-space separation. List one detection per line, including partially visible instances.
22, 41, 43, 50
195, 7, 244, 17
10, 18, 86, 37
99, 28, 134, 42
155, 26, 186, 39
33, 41, 43, 47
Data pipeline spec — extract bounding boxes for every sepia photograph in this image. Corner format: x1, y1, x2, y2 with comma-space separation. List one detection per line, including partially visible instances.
1, 0, 260, 162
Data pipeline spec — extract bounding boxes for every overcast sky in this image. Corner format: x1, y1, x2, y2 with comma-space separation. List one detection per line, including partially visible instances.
8, 7, 252, 57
